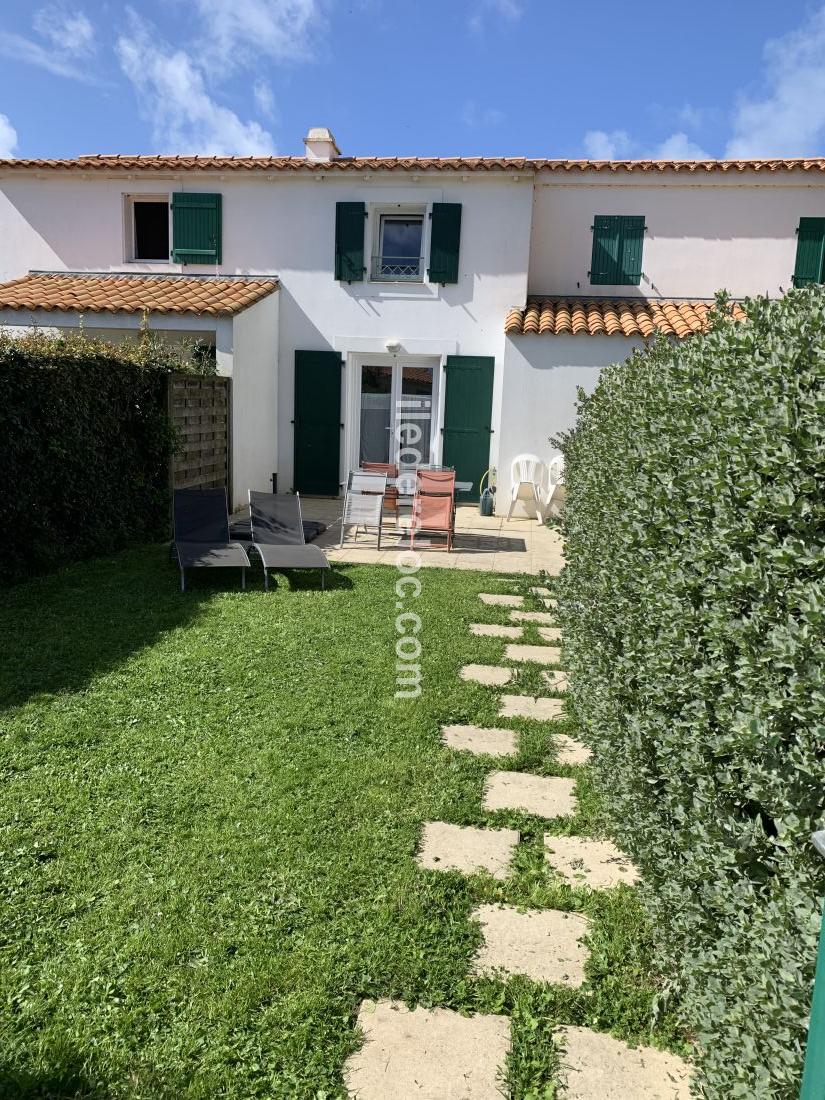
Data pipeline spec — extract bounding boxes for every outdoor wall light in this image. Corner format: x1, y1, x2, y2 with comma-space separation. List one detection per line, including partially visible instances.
385, 340, 401, 353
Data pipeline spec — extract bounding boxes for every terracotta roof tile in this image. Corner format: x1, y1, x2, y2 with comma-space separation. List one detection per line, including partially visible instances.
504, 297, 748, 338
0, 272, 278, 316
0, 154, 824, 174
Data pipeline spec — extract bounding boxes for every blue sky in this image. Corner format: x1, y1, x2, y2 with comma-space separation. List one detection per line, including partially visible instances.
0, 1, 824, 160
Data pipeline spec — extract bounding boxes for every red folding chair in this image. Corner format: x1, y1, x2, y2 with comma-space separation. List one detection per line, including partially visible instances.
362, 461, 400, 523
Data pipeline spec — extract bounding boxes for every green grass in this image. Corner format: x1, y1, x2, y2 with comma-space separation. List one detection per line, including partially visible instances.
0, 549, 686, 1098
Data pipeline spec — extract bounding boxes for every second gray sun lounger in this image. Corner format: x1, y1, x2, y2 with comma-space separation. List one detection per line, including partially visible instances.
248, 491, 331, 590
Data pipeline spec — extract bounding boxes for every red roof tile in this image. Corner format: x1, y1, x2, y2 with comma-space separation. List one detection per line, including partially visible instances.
505, 297, 748, 338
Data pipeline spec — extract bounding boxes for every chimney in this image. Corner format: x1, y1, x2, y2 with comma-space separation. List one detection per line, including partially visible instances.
303, 127, 340, 163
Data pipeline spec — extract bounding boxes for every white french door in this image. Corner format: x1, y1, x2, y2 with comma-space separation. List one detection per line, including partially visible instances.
357, 360, 438, 469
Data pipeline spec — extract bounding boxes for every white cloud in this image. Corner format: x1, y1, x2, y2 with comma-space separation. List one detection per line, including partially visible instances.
726, 3, 825, 157
32, 5, 95, 56
582, 129, 634, 159
462, 100, 505, 128
253, 79, 276, 119
192, 0, 323, 69
469, 0, 523, 34
0, 30, 93, 81
117, 13, 275, 155
582, 127, 709, 161
0, 113, 18, 158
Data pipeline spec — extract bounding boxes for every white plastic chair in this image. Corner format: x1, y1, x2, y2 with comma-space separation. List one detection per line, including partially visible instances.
541, 454, 565, 520
340, 470, 387, 548
507, 454, 546, 522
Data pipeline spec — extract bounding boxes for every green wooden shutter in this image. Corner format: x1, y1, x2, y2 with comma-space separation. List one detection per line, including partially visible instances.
428, 203, 462, 284
590, 215, 645, 285
293, 350, 343, 494
441, 356, 494, 502
335, 202, 366, 282
618, 216, 645, 285
171, 192, 222, 264
793, 218, 825, 287
590, 215, 621, 284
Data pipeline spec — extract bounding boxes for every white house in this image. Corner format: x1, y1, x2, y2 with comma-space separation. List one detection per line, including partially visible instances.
0, 128, 823, 510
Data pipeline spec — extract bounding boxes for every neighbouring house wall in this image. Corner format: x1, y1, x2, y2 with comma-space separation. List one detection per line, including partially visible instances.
0, 172, 534, 492
529, 171, 825, 299
227, 294, 279, 509
499, 333, 640, 514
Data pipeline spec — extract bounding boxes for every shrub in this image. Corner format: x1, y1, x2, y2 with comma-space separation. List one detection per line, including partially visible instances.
556, 289, 825, 1097
0, 328, 205, 584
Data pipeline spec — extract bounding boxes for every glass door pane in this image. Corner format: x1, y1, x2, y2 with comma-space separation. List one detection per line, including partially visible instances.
359, 365, 392, 464
396, 366, 434, 469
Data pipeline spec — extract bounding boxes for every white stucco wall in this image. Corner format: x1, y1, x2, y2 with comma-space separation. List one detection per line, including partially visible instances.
0, 170, 534, 492
499, 333, 640, 513
529, 171, 825, 299
227, 292, 279, 508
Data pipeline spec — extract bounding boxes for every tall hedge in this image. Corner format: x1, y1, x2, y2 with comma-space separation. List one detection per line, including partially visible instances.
0, 330, 203, 585
556, 289, 825, 1097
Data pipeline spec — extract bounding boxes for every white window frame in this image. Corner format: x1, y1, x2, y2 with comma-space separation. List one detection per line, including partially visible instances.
346, 352, 441, 471
368, 203, 429, 283
124, 194, 172, 263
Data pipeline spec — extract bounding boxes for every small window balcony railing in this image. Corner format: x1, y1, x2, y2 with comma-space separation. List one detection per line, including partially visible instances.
370, 254, 424, 281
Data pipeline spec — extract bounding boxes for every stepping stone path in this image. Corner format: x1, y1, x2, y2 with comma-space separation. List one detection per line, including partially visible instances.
500, 694, 564, 721
483, 771, 577, 818
545, 835, 639, 890
460, 663, 514, 686
510, 610, 556, 625
441, 724, 518, 757
505, 643, 561, 665
473, 904, 590, 986
553, 732, 592, 765
479, 592, 524, 607
543, 669, 569, 692
350, 586, 688, 1099
470, 622, 524, 639
555, 1025, 692, 1098
416, 821, 519, 879
344, 999, 510, 1100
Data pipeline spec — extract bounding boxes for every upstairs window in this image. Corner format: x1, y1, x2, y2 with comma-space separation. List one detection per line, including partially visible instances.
372, 211, 424, 281
792, 218, 825, 287
589, 215, 645, 285
131, 197, 170, 261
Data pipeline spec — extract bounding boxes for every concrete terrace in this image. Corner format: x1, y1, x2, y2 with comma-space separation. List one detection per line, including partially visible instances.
299, 499, 565, 574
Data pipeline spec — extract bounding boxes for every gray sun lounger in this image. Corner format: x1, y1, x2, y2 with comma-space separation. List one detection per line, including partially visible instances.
249, 491, 331, 590
173, 487, 251, 592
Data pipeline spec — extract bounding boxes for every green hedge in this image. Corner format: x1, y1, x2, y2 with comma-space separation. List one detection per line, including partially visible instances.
0, 330, 204, 585
556, 289, 825, 1097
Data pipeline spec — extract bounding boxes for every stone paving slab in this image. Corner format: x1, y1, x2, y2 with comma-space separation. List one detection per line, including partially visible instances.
555, 1025, 692, 1098
345, 999, 511, 1100
542, 598, 557, 609
460, 664, 514, 686
510, 610, 556, 625
470, 623, 524, 639
473, 904, 590, 986
553, 733, 592, 765
479, 593, 524, 607
499, 695, 564, 721
542, 670, 569, 693
544, 835, 639, 890
529, 586, 552, 597
538, 626, 563, 643
416, 821, 519, 879
483, 771, 577, 818
441, 724, 519, 757
505, 644, 561, 666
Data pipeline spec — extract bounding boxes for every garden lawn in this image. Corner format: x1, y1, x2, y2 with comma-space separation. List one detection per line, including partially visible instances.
0, 547, 685, 1098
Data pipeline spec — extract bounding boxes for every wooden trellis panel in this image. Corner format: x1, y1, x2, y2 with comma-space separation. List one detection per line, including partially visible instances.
167, 373, 231, 492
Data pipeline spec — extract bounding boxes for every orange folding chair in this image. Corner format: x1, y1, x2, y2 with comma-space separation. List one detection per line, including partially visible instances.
362, 461, 400, 523
411, 468, 456, 552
